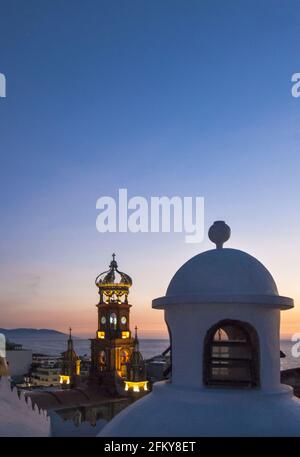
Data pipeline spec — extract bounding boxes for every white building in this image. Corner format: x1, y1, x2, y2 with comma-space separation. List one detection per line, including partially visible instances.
100, 221, 300, 437
30, 366, 61, 388
32, 353, 59, 367
6, 343, 32, 382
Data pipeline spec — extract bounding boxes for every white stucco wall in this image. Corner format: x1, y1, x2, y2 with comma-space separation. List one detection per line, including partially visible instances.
0, 377, 50, 437
165, 303, 281, 390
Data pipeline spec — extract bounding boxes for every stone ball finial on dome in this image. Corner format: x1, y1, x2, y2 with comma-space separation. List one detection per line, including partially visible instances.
208, 221, 231, 249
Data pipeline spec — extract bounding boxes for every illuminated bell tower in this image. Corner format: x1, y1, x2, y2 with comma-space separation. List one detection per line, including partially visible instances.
90, 254, 135, 387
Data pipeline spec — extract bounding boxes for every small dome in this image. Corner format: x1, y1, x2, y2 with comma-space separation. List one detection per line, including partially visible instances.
129, 327, 144, 365
129, 350, 144, 365
152, 221, 293, 309
167, 248, 278, 297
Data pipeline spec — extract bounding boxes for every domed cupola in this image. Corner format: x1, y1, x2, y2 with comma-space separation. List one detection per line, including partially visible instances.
95, 254, 132, 304
154, 221, 293, 309
99, 221, 300, 438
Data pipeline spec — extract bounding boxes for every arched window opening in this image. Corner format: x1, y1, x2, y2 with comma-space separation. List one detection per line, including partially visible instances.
203, 320, 260, 388
110, 313, 117, 330
120, 349, 129, 377
99, 351, 106, 371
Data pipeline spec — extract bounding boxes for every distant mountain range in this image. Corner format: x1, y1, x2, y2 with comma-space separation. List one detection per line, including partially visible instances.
0, 328, 68, 337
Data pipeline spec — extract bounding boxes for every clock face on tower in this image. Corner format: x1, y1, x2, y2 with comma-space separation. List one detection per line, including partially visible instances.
121, 316, 127, 325
101, 316, 106, 325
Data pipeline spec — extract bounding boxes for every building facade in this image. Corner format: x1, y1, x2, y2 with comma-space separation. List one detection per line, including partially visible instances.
30, 366, 61, 388
5, 341, 32, 383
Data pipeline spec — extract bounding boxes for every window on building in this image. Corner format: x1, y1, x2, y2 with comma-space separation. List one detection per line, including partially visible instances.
203, 319, 260, 388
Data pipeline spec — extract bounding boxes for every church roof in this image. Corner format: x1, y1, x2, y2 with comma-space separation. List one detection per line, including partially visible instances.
28, 386, 127, 411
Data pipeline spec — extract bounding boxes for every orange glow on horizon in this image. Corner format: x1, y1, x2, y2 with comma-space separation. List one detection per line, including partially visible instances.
2, 301, 299, 340
1, 247, 300, 340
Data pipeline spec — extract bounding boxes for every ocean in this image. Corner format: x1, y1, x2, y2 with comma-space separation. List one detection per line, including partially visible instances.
5, 334, 300, 371
7, 334, 170, 361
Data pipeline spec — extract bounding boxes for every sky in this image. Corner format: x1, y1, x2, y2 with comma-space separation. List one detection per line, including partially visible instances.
0, 0, 300, 338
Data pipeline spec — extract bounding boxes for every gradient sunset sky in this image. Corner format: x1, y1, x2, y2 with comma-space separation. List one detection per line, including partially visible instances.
1, 1, 300, 338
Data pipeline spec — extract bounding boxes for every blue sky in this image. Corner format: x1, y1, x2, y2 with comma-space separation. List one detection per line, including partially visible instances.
0, 0, 300, 336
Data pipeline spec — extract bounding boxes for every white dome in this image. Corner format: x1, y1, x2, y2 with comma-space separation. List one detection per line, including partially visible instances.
153, 222, 293, 310
168, 248, 278, 296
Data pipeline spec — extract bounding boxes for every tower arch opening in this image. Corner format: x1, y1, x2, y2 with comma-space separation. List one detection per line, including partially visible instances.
203, 319, 260, 389
109, 312, 117, 330
99, 351, 106, 371
120, 349, 130, 377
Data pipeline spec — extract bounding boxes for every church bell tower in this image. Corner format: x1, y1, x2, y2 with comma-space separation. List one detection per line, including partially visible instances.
90, 254, 135, 388
60, 327, 80, 388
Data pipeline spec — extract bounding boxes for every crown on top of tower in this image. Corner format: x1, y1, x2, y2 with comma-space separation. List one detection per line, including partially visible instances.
95, 254, 132, 303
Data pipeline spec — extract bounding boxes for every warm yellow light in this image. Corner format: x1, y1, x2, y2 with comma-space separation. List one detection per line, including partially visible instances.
76, 359, 80, 376
97, 331, 105, 339
122, 331, 130, 339
59, 375, 70, 385
124, 380, 148, 392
